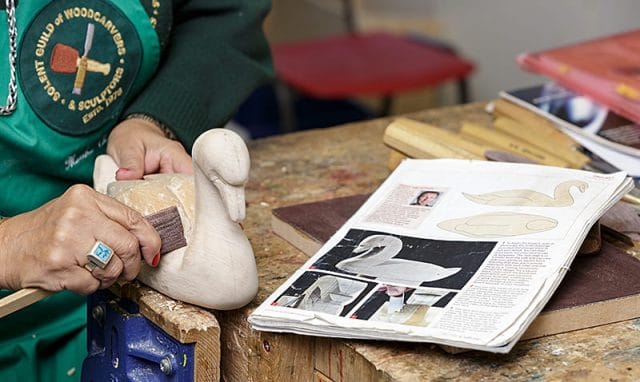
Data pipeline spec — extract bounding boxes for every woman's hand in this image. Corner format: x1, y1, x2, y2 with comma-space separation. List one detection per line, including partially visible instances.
0, 185, 161, 295
107, 117, 193, 180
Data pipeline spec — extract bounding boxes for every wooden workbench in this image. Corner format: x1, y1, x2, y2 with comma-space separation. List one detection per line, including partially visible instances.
214, 103, 640, 381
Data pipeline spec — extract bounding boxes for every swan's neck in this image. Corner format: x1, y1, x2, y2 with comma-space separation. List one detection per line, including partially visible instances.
187, 165, 243, 256
553, 182, 577, 203
350, 242, 402, 267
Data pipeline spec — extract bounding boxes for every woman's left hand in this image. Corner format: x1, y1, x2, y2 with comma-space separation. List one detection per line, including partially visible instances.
107, 117, 193, 180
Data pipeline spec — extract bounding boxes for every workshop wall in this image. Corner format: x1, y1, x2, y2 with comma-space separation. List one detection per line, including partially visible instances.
237, 1, 640, 138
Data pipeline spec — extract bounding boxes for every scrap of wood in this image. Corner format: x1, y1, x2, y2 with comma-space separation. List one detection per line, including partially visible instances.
0, 288, 53, 319
0, 208, 186, 317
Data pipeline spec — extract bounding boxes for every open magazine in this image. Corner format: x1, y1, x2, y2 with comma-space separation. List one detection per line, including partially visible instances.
501, 83, 640, 158
249, 159, 633, 353
499, 83, 640, 177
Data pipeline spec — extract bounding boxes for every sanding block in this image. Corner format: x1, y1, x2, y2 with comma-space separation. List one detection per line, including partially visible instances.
0, 207, 187, 318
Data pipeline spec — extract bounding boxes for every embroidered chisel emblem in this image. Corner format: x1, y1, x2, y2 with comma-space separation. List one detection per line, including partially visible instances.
19, 1, 143, 135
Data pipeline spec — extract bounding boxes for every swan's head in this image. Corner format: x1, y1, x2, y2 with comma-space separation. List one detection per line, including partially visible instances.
571, 180, 589, 193
192, 129, 250, 222
431, 266, 462, 282
353, 235, 402, 255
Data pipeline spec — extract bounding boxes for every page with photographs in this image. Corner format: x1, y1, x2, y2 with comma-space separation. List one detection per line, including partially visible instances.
249, 159, 633, 353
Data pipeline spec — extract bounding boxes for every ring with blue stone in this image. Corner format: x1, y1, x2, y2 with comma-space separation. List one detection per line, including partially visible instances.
85, 240, 114, 272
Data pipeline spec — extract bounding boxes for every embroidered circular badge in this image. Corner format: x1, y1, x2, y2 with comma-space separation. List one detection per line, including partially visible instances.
19, 1, 142, 135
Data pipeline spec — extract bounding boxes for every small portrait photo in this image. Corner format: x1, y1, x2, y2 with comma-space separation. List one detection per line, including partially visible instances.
411, 190, 440, 207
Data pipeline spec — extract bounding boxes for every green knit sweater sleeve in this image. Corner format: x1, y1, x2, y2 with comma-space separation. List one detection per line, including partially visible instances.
124, 0, 274, 151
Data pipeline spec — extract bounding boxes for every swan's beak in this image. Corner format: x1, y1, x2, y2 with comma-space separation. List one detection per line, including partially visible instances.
353, 244, 369, 254
214, 179, 246, 222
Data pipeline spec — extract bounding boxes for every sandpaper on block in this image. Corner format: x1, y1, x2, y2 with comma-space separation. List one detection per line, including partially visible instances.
0, 206, 187, 319
145, 206, 187, 255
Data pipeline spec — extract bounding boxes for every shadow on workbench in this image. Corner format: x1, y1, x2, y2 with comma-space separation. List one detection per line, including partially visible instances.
233, 85, 374, 139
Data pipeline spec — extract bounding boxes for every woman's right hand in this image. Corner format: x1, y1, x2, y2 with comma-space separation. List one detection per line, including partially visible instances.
0, 184, 161, 295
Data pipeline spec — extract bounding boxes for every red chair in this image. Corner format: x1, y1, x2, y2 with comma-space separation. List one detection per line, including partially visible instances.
271, 4, 475, 132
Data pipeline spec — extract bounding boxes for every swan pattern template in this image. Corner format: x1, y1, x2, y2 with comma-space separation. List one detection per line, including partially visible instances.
335, 235, 461, 287
92, 129, 258, 310
437, 212, 558, 238
462, 180, 589, 207
437, 180, 588, 239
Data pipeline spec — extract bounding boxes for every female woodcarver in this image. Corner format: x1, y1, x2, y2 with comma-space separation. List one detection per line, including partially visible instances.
0, 0, 273, 380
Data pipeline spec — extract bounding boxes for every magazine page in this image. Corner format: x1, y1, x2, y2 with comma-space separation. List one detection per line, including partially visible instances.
501, 83, 640, 158
249, 159, 632, 353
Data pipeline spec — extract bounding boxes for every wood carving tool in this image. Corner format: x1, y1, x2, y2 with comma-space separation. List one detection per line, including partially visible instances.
383, 118, 482, 160
0, 207, 186, 319
50, 43, 111, 75
384, 117, 535, 163
492, 117, 590, 169
460, 122, 572, 168
72, 23, 95, 95
491, 98, 580, 150
490, 100, 630, 174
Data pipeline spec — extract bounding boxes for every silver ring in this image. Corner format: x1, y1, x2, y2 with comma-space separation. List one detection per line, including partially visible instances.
85, 240, 114, 271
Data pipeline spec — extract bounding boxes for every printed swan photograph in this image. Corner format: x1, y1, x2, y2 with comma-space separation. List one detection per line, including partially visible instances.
311, 229, 496, 290
335, 235, 461, 287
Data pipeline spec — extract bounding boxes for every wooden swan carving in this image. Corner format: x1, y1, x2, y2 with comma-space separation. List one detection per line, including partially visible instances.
462, 180, 589, 207
93, 129, 258, 310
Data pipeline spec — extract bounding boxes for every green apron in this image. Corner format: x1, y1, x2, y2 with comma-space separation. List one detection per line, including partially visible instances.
0, 0, 159, 380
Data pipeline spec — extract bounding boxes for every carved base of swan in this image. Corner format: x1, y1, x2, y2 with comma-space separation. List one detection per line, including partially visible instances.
93, 129, 258, 310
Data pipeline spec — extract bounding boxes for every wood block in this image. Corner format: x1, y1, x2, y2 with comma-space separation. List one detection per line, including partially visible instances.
315, 338, 391, 381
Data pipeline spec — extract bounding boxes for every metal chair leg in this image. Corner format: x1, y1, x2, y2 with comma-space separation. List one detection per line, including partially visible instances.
457, 78, 469, 104
275, 80, 297, 133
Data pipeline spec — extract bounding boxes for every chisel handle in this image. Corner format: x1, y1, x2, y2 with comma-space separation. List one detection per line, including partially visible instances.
492, 98, 580, 150
383, 118, 483, 160
72, 56, 88, 94
493, 117, 589, 169
460, 122, 572, 168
